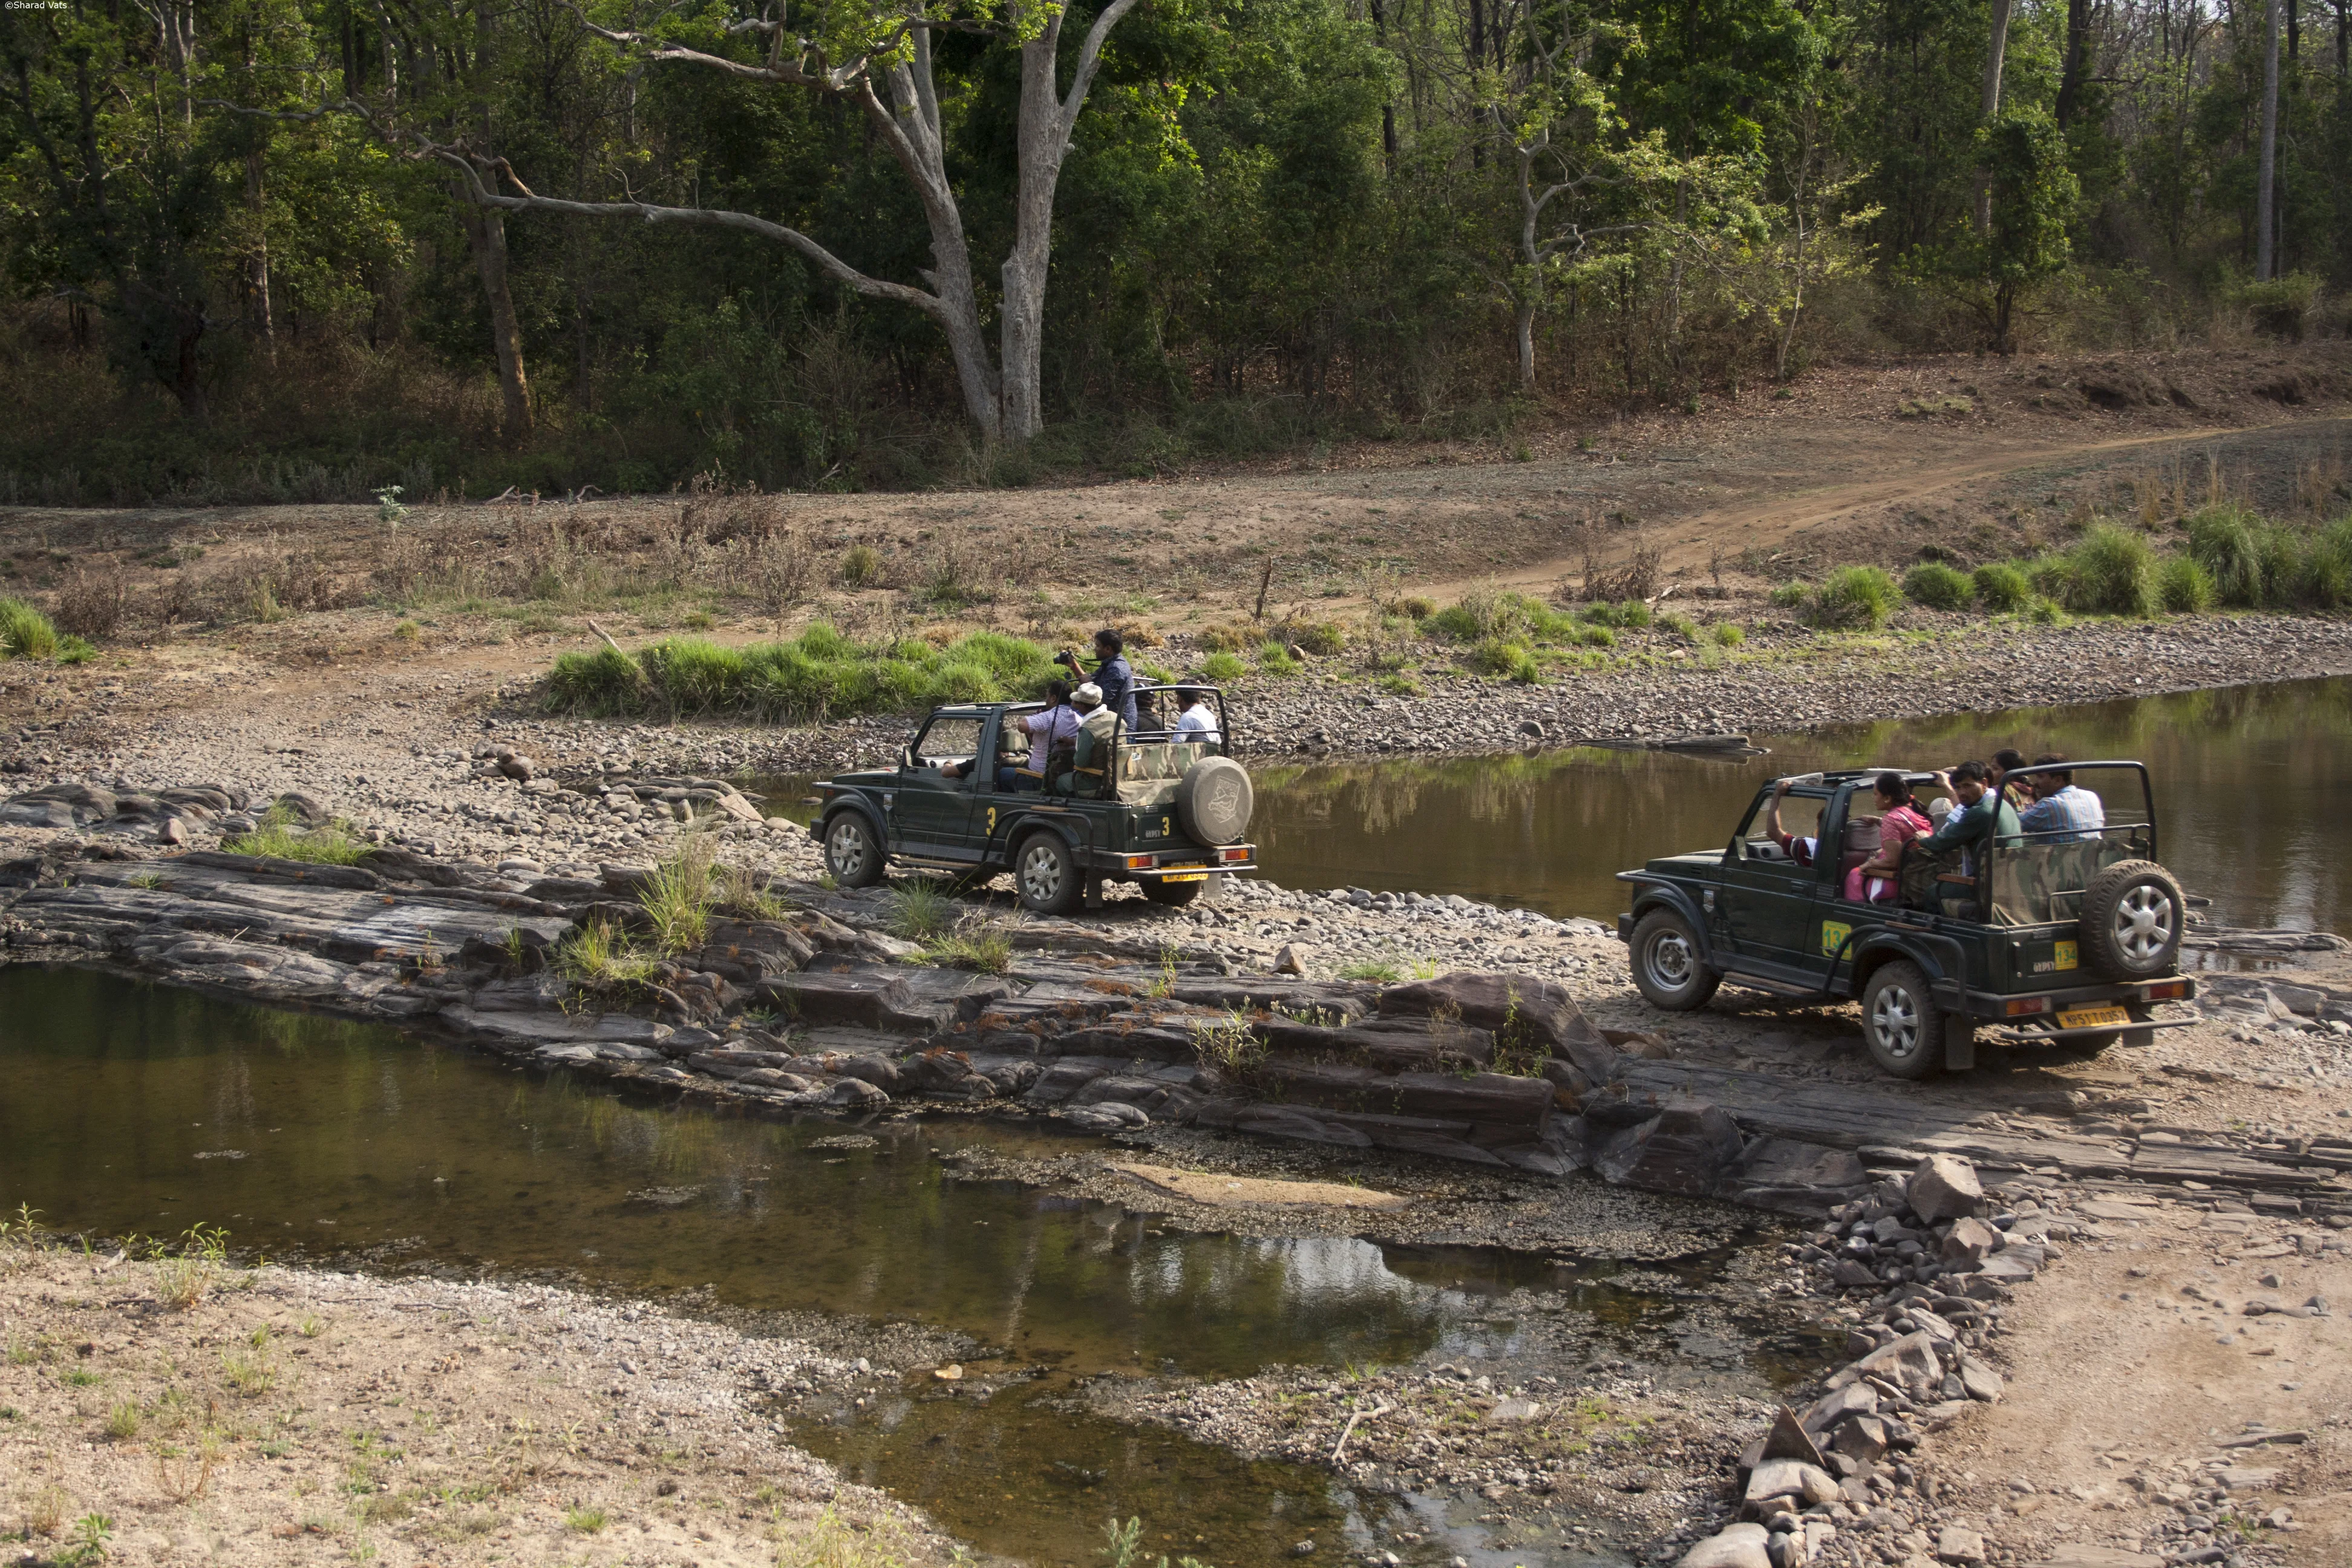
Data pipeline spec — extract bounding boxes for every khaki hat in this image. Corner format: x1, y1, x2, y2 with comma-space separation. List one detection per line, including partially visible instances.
1073, 682, 1104, 709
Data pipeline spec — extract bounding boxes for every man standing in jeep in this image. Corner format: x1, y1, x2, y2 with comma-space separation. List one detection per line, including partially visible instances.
1057, 629, 1137, 731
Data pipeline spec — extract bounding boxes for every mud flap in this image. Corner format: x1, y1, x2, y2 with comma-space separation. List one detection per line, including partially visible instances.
1082, 873, 1104, 910
1944, 1018, 1976, 1073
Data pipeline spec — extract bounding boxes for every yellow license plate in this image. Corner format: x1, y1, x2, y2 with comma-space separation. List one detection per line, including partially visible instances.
2057, 1005, 2130, 1030
1159, 872, 1207, 883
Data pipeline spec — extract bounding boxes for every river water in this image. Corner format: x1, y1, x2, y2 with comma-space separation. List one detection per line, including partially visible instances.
1246, 676, 2352, 935
0, 968, 1785, 1568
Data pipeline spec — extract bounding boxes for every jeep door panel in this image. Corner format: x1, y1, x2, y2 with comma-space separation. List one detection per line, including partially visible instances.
895, 713, 987, 861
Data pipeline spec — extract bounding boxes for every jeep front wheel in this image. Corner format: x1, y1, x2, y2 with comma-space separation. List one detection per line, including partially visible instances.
1629, 908, 1720, 1011
1860, 961, 1956, 1080
824, 814, 885, 889
1014, 833, 1082, 915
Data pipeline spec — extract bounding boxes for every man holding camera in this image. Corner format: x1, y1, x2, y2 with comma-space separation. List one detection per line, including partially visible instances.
1056, 629, 1137, 731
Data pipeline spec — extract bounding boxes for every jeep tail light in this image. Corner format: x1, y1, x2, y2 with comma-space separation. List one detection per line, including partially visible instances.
2004, 998, 2050, 1016
1125, 854, 1154, 870
2143, 980, 2187, 1000
1217, 847, 1250, 863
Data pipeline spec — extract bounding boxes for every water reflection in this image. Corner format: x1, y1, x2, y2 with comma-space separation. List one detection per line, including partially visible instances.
1247, 675, 2352, 933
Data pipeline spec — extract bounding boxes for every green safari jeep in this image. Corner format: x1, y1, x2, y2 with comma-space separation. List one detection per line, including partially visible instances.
809, 684, 1256, 915
1613, 761, 2198, 1078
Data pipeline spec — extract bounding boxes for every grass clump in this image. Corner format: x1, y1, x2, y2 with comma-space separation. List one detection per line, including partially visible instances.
638, 837, 716, 953
1808, 566, 1898, 630
927, 918, 1013, 973
1469, 637, 1540, 683
1710, 622, 1745, 647
1973, 561, 2031, 612
886, 878, 958, 942
2187, 503, 2268, 606
564, 1506, 610, 1534
1336, 958, 1405, 982
105, 1399, 141, 1441
1200, 650, 1246, 683
544, 624, 1060, 722
0, 598, 59, 659
1768, 580, 1809, 609
2044, 524, 2158, 617
554, 918, 658, 990
2158, 554, 2215, 613
223, 807, 370, 866
1285, 619, 1347, 656
1256, 640, 1302, 676
1902, 561, 1973, 610
1375, 672, 1424, 697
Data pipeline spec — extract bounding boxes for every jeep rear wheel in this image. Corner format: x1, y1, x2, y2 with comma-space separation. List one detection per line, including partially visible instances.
1860, 961, 1956, 1080
1629, 908, 1720, 1011
1014, 833, 1082, 915
824, 814, 885, 889
2080, 860, 2183, 980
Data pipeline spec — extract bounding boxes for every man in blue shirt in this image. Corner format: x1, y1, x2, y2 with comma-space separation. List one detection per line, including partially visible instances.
1057, 629, 1137, 731
2017, 753, 2106, 843
1922, 759, 2021, 916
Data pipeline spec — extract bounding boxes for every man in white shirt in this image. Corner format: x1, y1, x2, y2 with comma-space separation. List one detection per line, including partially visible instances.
1173, 687, 1221, 746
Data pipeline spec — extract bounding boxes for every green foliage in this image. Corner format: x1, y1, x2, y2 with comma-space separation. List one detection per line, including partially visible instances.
1256, 641, 1302, 676
1375, 673, 1424, 696
223, 808, 370, 866
2229, 272, 2322, 339
885, 879, 958, 942
1768, 581, 1809, 609
1808, 566, 1898, 630
1709, 622, 1745, 647
1901, 562, 1972, 611
1200, 651, 1247, 683
1287, 620, 1347, 656
639, 838, 717, 954
1336, 958, 1405, 982
2187, 504, 2267, 607
543, 626, 1057, 722
1973, 108, 2080, 348
2157, 554, 2215, 613
0, 598, 59, 660
555, 919, 657, 991
2043, 525, 2158, 618
1972, 563, 2031, 613
1468, 637, 1540, 682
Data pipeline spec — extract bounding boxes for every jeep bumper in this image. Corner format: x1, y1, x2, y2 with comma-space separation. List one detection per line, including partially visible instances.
1948, 973, 2197, 1019
1096, 843, 1257, 879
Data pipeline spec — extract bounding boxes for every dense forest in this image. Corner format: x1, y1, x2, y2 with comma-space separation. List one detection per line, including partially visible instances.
1, 0, 2347, 503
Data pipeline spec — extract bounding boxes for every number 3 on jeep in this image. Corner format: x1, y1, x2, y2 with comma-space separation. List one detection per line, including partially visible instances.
986, 806, 997, 835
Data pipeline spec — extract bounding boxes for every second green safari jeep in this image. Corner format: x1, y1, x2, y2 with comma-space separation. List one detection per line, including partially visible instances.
810, 684, 1256, 914
1614, 760, 2198, 1079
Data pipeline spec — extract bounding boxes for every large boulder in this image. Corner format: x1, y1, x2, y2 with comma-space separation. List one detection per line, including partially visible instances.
1591, 1100, 1745, 1197
1376, 972, 1618, 1082
1717, 1137, 1869, 1214
1906, 1154, 1985, 1222
1679, 1523, 1771, 1568
1847, 1330, 1944, 1400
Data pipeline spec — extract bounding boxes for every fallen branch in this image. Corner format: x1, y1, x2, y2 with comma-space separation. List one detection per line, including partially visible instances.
1331, 1397, 1394, 1465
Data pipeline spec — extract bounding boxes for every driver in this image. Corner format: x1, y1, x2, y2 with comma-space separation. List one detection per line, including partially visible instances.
1759, 779, 1819, 865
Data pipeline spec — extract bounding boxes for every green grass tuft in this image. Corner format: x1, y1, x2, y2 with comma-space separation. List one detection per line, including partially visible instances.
543, 624, 1059, 723
222, 808, 370, 865
1972, 562, 2031, 613
1902, 561, 1973, 610
0, 598, 59, 659
2187, 503, 2268, 607
2158, 554, 2215, 613
1200, 650, 1247, 683
886, 878, 958, 942
1809, 566, 1898, 630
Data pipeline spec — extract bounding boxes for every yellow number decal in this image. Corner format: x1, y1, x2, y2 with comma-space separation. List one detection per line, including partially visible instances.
986, 806, 998, 835
1161, 815, 1172, 836
2054, 939, 2077, 970
1820, 920, 1852, 958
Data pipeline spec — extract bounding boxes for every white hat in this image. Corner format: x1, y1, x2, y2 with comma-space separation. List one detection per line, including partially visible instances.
1073, 682, 1104, 709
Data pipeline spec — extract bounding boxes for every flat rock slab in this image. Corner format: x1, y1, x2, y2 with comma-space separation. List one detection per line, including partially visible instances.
1106, 1161, 1408, 1211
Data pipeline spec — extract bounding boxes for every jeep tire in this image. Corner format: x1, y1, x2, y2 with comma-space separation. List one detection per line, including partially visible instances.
1175, 757, 1254, 846
2079, 860, 2183, 980
1629, 907, 1721, 1011
1860, 961, 1955, 1080
1014, 832, 1082, 916
1142, 878, 1203, 907
823, 814, 886, 889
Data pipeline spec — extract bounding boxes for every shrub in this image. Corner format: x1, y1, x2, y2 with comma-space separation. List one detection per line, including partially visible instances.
0, 598, 58, 659
1397, 595, 1436, 619
2027, 595, 2068, 625
2187, 503, 2267, 607
1256, 640, 1302, 676
1972, 562, 2031, 613
1287, 619, 1347, 656
1656, 611, 1697, 640
54, 566, 125, 640
223, 808, 370, 866
1427, 603, 1484, 641
1201, 650, 1247, 682
1768, 580, 1809, 609
840, 544, 884, 587
1809, 566, 1898, 630
2056, 525, 2158, 617
2157, 554, 2215, 613
2309, 517, 2352, 609
1903, 562, 1973, 611
1469, 637, 1540, 682
1577, 622, 1616, 648
1197, 622, 1252, 653
1710, 622, 1745, 647
886, 878, 957, 941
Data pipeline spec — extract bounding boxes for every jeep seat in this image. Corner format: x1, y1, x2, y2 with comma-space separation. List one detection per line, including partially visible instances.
1115, 741, 1210, 808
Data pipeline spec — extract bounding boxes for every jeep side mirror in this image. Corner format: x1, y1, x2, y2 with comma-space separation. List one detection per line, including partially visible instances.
902, 745, 916, 769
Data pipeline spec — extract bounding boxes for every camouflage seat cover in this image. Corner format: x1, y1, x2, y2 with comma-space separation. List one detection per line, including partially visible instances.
1987, 837, 2136, 926
1115, 741, 1211, 808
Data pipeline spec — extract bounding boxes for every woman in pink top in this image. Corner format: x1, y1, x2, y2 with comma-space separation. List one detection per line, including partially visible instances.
1844, 771, 1932, 903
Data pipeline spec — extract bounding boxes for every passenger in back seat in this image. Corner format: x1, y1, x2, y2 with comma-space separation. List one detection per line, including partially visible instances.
1843, 771, 1932, 903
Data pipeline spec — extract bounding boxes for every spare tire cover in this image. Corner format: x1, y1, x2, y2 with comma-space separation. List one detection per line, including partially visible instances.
1175, 757, 1255, 846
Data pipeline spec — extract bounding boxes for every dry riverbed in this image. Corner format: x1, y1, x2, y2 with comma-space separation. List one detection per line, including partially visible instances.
0, 1238, 955, 1568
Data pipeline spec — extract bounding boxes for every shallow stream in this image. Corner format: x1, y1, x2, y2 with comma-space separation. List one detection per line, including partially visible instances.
0, 968, 1779, 1568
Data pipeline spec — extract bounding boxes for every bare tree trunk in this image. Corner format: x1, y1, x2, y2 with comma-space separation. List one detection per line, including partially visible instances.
996, 0, 1142, 443
2258, 0, 2281, 280
1515, 291, 1538, 392
244, 147, 275, 359
2055, 0, 2093, 129
1975, 0, 2017, 234
456, 197, 534, 439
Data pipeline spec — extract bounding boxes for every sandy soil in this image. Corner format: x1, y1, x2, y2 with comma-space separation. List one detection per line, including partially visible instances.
0, 1237, 953, 1568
